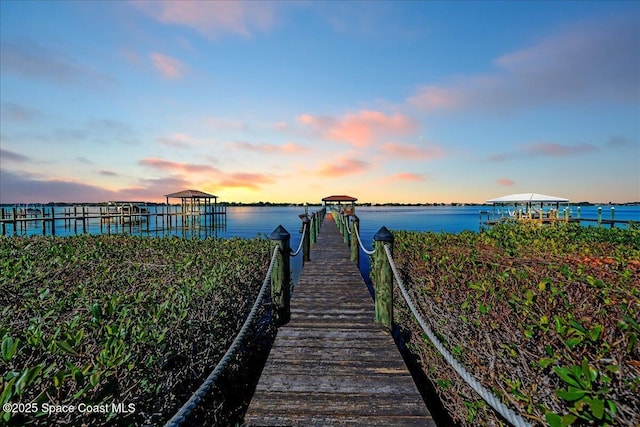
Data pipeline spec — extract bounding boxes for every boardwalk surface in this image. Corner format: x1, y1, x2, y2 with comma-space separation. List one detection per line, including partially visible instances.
244, 214, 435, 426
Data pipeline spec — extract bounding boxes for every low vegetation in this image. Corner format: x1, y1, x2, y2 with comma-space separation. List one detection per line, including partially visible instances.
0, 234, 272, 425
393, 222, 639, 426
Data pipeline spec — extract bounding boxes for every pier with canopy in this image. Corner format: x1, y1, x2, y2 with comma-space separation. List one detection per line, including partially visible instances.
486, 192, 570, 221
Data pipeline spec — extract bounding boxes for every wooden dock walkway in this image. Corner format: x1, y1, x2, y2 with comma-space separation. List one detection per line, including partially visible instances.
244, 214, 435, 426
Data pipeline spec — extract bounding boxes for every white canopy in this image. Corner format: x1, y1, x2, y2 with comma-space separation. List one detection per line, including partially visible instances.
486, 193, 569, 204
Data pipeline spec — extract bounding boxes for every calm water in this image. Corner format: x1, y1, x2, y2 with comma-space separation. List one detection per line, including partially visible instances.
3, 204, 638, 285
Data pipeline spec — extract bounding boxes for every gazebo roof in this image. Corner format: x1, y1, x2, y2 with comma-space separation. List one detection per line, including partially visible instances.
486, 192, 568, 204
165, 189, 217, 199
322, 195, 358, 202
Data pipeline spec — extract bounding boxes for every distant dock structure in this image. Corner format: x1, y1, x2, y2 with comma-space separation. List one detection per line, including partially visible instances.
0, 189, 226, 237
321, 194, 357, 214
480, 192, 637, 229
164, 189, 225, 230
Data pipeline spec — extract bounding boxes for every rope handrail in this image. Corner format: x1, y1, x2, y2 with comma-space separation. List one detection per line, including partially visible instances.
353, 223, 375, 255
290, 222, 307, 257
382, 244, 532, 427
345, 215, 352, 234
330, 208, 374, 255
164, 244, 281, 427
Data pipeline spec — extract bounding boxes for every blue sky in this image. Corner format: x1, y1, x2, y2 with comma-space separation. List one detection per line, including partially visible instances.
1, 1, 638, 204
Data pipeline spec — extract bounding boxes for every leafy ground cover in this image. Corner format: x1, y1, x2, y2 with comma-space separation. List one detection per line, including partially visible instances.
0, 234, 272, 425
392, 222, 639, 426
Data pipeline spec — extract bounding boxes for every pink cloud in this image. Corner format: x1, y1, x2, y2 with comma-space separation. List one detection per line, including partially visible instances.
219, 172, 274, 190
317, 157, 369, 177
228, 141, 307, 154
407, 86, 461, 112
381, 142, 443, 160
298, 110, 418, 147
150, 53, 185, 79
389, 173, 425, 182
134, 1, 277, 39
496, 178, 515, 186
139, 158, 218, 173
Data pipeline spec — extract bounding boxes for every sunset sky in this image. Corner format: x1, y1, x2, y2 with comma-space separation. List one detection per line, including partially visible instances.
1, 1, 638, 204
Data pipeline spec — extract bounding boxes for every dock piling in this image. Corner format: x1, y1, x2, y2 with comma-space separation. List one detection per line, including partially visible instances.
270, 225, 291, 326
350, 215, 359, 265
302, 216, 311, 263
598, 207, 602, 227
342, 212, 349, 245
373, 226, 394, 330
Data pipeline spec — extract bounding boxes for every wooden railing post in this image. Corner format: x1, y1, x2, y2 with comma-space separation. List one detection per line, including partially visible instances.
597, 207, 602, 227
270, 225, 291, 326
373, 226, 393, 330
310, 213, 317, 245
302, 216, 311, 263
342, 213, 349, 245
350, 215, 359, 265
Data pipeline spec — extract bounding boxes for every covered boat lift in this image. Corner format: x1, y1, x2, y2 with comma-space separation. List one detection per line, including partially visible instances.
164, 189, 225, 229
486, 192, 570, 220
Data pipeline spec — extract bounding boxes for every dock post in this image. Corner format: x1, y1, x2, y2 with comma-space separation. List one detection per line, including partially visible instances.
41, 208, 46, 235
12, 207, 17, 235
350, 215, 359, 265
610, 207, 615, 228
302, 216, 311, 263
51, 207, 56, 236
373, 226, 394, 330
270, 225, 291, 326
342, 213, 349, 245
310, 213, 317, 245
597, 207, 602, 227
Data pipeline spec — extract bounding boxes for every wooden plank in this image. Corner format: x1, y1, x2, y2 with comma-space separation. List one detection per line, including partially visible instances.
244, 213, 434, 426
248, 392, 433, 416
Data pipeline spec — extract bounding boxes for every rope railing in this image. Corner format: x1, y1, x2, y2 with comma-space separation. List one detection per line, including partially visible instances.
164, 244, 280, 427
381, 243, 532, 427
353, 221, 375, 255
331, 208, 374, 256
289, 222, 307, 257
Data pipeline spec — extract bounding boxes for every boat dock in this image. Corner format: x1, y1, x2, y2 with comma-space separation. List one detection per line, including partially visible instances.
244, 213, 434, 426
0, 203, 226, 237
